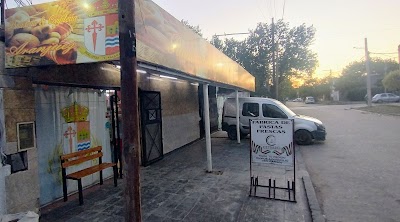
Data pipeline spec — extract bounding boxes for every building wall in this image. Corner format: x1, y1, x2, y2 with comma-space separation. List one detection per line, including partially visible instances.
0, 60, 200, 210
0, 40, 40, 214
139, 75, 200, 154
0, 47, 121, 213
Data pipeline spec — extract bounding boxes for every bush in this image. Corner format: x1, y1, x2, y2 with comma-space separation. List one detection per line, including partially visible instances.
346, 87, 366, 101
345, 87, 383, 101
383, 70, 400, 91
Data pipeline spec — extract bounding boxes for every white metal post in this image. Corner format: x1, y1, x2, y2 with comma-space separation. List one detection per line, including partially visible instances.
203, 84, 212, 172
235, 90, 241, 144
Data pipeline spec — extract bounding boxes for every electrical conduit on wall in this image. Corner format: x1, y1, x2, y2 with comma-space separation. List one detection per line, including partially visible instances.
0, 165, 11, 215
0, 88, 10, 215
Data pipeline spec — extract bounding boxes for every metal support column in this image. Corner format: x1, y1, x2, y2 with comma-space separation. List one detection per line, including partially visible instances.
235, 90, 240, 144
203, 84, 212, 172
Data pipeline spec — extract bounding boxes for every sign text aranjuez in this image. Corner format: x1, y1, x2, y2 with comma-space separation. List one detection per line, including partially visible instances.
250, 119, 294, 166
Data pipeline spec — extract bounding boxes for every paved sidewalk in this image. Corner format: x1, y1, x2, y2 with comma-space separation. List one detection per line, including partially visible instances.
40, 132, 312, 222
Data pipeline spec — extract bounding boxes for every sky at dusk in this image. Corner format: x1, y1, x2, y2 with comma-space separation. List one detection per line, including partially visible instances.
4, 0, 400, 77
152, 0, 400, 77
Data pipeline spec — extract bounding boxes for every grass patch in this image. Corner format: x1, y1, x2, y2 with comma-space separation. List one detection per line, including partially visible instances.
355, 105, 400, 116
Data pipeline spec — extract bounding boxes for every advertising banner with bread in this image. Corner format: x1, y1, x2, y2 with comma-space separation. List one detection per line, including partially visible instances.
4, 0, 119, 68
5, 0, 255, 91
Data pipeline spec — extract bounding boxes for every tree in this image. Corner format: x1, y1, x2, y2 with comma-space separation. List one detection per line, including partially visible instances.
210, 35, 223, 50
210, 20, 318, 98
279, 78, 297, 100
335, 58, 398, 100
181, 20, 203, 37
382, 70, 400, 91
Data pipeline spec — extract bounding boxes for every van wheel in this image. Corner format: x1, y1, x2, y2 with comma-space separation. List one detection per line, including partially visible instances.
227, 126, 237, 140
295, 130, 313, 145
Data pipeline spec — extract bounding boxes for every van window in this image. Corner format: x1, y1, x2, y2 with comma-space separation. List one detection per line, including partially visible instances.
262, 104, 287, 118
242, 103, 259, 117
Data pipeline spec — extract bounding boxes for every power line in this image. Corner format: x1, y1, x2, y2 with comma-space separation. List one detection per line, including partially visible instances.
256, 0, 268, 20
370, 54, 397, 59
214, 32, 251, 37
266, 0, 272, 19
370, 52, 397, 55
354, 47, 398, 56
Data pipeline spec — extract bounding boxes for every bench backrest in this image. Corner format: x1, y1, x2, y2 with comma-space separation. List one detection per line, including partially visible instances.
61, 146, 103, 168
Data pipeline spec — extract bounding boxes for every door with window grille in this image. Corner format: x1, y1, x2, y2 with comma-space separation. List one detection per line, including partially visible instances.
140, 91, 163, 166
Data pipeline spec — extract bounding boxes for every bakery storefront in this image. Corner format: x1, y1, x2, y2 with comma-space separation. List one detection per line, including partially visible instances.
1, 0, 255, 212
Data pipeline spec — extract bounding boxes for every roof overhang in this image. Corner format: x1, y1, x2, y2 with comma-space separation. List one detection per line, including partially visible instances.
4, 0, 255, 92
137, 61, 253, 92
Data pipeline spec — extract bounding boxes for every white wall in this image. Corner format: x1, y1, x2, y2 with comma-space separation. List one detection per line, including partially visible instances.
163, 112, 200, 153
138, 75, 200, 154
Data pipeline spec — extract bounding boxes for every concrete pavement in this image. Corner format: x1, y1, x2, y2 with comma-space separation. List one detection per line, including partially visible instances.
40, 132, 315, 222
292, 104, 400, 221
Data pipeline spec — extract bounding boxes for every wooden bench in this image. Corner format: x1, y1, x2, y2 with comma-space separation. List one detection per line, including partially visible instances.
60, 146, 117, 205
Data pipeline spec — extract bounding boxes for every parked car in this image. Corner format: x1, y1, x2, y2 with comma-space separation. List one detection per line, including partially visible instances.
371, 93, 400, 103
305, 96, 315, 104
292, 98, 303, 102
222, 97, 326, 145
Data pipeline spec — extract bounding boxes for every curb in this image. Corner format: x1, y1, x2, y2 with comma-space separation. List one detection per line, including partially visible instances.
295, 148, 325, 222
351, 108, 400, 117
302, 176, 325, 222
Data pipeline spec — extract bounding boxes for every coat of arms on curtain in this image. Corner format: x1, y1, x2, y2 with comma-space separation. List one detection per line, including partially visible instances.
61, 102, 91, 153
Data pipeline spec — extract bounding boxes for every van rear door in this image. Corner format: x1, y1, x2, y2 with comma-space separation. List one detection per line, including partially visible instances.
241, 102, 260, 132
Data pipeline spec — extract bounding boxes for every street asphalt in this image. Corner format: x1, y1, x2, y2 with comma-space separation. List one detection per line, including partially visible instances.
40, 132, 314, 222
289, 102, 400, 222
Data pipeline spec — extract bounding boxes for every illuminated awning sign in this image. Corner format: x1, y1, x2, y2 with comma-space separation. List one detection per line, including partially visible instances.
5, 0, 255, 91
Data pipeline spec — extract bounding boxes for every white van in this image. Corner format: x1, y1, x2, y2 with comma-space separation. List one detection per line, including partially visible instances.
222, 97, 326, 145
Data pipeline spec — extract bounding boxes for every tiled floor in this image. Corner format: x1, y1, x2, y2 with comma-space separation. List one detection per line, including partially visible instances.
40, 133, 311, 222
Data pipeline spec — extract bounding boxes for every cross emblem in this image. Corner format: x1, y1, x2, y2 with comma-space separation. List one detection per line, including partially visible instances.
85, 20, 105, 52
64, 126, 76, 153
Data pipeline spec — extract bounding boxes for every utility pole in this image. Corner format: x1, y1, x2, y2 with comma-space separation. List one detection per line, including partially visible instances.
384, 63, 387, 93
365, 38, 372, 107
0, 0, 6, 25
118, 0, 142, 220
1, 0, 4, 24
275, 51, 279, 100
398, 44, 400, 70
272, 18, 278, 100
